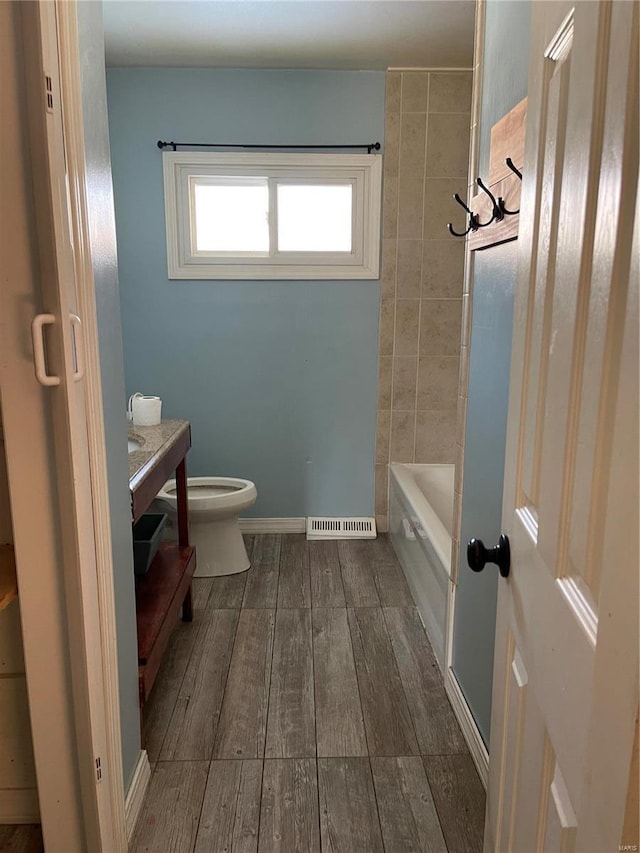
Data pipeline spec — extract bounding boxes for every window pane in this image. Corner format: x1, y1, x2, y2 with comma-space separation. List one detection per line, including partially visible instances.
193, 180, 269, 252
277, 184, 352, 252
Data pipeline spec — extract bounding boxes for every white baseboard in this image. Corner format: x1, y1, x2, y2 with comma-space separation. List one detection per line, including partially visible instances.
238, 517, 306, 533
445, 668, 489, 789
0, 788, 40, 823
125, 749, 151, 842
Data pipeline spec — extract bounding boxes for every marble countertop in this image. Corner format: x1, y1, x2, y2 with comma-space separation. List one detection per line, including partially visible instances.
128, 419, 190, 485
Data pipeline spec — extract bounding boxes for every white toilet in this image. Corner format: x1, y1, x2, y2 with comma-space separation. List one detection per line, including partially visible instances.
157, 477, 257, 577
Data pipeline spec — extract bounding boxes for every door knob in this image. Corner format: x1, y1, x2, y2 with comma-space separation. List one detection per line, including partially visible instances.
467, 534, 510, 578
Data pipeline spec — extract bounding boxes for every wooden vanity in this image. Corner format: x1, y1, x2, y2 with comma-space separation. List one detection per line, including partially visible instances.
128, 419, 195, 711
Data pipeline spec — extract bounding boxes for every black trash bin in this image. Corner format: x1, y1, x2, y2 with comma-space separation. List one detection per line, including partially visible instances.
132, 513, 167, 576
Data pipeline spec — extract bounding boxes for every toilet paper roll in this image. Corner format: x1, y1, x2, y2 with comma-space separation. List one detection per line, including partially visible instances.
131, 395, 162, 426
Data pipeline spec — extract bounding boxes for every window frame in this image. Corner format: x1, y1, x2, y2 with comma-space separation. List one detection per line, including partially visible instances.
162, 151, 382, 280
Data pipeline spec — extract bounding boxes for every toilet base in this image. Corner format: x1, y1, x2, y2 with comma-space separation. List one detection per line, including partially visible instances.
191, 517, 250, 577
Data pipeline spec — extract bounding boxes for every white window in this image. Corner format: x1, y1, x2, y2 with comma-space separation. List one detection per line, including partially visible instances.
162, 152, 382, 280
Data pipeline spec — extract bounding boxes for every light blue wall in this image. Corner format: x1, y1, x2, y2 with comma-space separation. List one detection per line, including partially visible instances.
452, 0, 531, 746
106, 69, 385, 518
77, 3, 141, 788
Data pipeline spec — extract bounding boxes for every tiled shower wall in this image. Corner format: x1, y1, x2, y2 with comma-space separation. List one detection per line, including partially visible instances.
375, 70, 472, 530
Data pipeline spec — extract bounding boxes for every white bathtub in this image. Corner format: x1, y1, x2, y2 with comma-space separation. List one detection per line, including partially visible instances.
389, 463, 455, 671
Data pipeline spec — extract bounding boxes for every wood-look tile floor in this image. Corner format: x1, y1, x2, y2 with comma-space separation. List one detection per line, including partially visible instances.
133, 534, 485, 853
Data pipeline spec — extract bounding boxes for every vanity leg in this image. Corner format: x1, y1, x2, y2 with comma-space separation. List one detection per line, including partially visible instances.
175, 458, 189, 547
176, 452, 193, 621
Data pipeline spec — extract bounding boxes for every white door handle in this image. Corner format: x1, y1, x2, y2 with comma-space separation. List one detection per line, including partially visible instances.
69, 314, 84, 381
31, 313, 60, 387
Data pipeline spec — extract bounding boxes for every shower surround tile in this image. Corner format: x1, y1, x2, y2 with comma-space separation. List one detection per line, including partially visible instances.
390, 411, 415, 464
415, 410, 457, 464
394, 300, 420, 356
422, 240, 466, 298
385, 71, 401, 112
399, 114, 427, 174
423, 178, 466, 240
382, 176, 399, 238
375, 70, 471, 525
419, 300, 463, 357
378, 357, 393, 410
379, 300, 396, 356
383, 112, 401, 178
381, 239, 397, 299
429, 72, 473, 113
417, 357, 460, 409
396, 240, 423, 298
376, 410, 391, 465
401, 72, 429, 112
426, 113, 472, 178
397, 172, 425, 239
392, 358, 418, 412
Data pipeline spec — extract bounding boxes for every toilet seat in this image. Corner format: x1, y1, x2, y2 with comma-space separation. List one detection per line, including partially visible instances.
157, 476, 257, 516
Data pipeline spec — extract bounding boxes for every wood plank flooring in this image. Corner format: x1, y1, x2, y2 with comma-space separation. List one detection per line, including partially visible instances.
133, 534, 485, 852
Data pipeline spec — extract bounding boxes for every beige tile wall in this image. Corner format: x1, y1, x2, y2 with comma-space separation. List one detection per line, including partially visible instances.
376, 70, 472, 531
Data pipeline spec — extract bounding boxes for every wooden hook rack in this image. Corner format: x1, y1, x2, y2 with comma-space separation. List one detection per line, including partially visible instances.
468, 98, 527, 251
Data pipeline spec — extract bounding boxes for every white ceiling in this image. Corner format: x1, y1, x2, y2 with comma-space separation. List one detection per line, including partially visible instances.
102, 1, 475, 70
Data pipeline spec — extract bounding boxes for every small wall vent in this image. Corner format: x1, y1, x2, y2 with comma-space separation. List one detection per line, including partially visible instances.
306, 517, 377, 540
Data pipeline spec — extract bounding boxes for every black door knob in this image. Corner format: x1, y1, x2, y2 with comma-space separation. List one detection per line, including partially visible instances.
467, 534, 510, 578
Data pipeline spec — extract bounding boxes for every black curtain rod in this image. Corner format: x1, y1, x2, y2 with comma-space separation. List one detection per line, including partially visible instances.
157, 140, 381, 154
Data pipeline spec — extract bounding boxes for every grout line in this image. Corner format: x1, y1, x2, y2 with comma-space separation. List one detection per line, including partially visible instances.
343, 606, 372, 759
143, 748, 467, 763
377, 607, 422, 755
261, 590, 277, 759
344, 607, 373, 759
256, 754, 267, 851
272, 528, 282, 609
308, 604, 322, 847
261, 534, 284, 760
209, 601, 243, 761
380, 607, 425, 757
191, 759, 212, 850
422, 757, 453, 853
367, 755, 388, 852
150, 587, 219, 762
308, 597, 318, 761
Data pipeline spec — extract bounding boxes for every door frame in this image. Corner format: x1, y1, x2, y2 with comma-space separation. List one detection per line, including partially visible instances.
443, 0, 490, 790
54, 1, 128, 845
13, 1, 127, 847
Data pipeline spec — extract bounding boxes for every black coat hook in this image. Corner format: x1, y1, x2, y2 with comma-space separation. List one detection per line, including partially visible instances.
499, 158, 522, 215
448, 161, 523, 236
499, 198, 520, 216
505, 157, 523, 180
476, 177, 503, 223
448, 193, 480, 237
448, 220, 474, 238
453, 193, 474, 216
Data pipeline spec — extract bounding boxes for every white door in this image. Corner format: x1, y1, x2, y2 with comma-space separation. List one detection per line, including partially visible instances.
484, 1, 638, 850
2, 1, 123, 848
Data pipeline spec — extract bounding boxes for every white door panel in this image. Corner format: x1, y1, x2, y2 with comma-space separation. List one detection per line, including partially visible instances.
485, 1, 638, 850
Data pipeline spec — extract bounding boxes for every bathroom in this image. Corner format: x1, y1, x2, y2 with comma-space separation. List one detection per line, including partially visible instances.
101, 0, 525, 845
6, 0, 637, 849
1, 0, 524, 846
